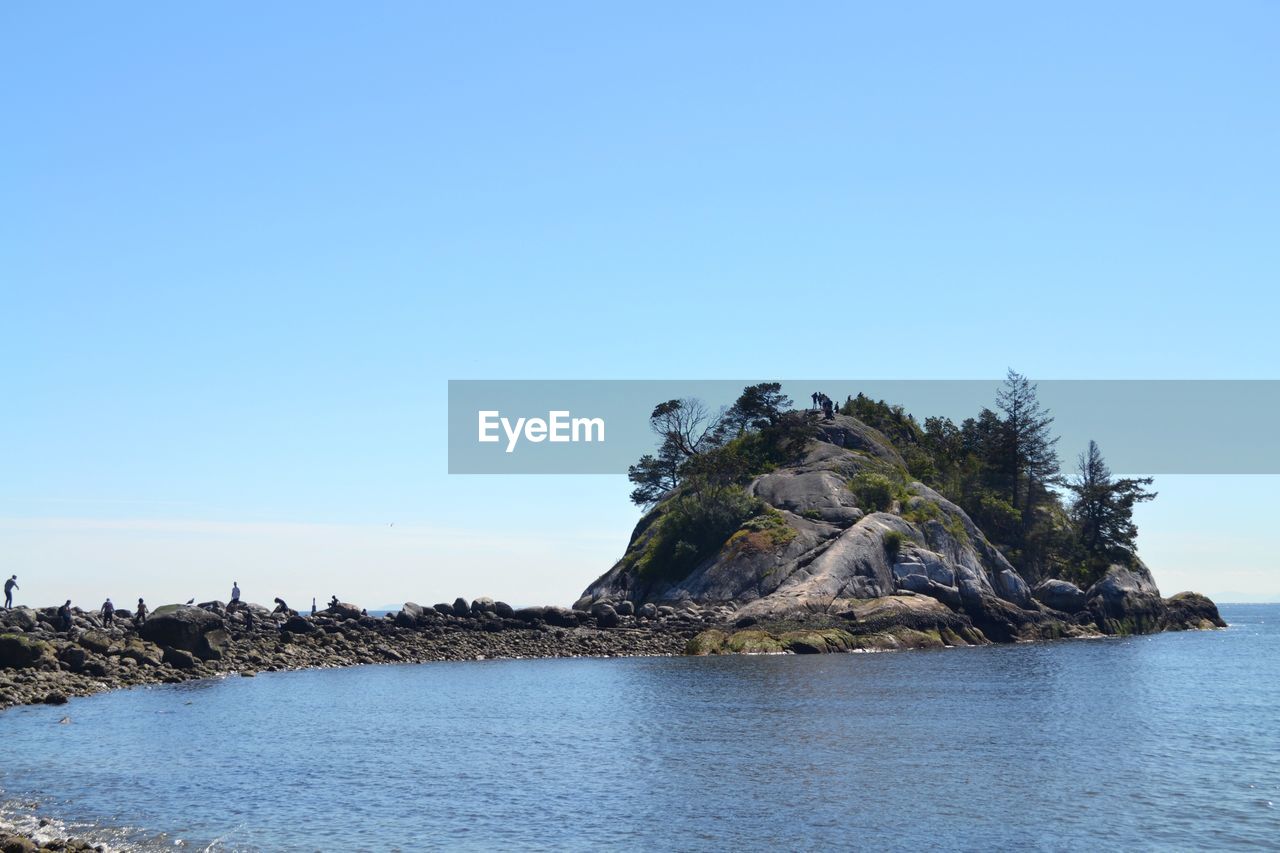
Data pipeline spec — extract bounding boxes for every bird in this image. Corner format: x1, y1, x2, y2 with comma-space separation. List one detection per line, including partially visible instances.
185, 598, 195, 605
57, 716, 70, 725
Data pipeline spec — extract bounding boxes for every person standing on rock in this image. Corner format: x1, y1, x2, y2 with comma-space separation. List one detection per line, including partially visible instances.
231, 581, 241, 603
136, 598, 148, 624
101, 598, 115, 627
3, 575, 16, 609
57, 600, 73, 632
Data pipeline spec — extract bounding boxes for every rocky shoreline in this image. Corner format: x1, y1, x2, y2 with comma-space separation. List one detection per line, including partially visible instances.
3, 580, 1226, 714
0, 588, 1227, 852
0, 597, 707, 712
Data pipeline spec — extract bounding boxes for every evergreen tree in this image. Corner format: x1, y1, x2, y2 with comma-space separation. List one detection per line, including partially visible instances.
994, 368, 1061, 516
1067, 440, 1157, 581
722, 383, 791, 436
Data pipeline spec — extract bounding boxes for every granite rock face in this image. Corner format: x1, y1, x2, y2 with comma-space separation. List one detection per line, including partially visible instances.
580, 412, 1221, 648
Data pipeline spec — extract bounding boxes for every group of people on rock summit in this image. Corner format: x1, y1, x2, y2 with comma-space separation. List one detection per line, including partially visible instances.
2, 577, 356, 635
811, 391, 838, 421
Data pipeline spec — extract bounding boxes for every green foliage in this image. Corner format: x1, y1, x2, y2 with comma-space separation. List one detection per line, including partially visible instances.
627, 486, 763, 584
848, 471, 908, 513
883, 530, 906, 560
725, 509, 798, 557
626, 375, 1157, 589
1067, 440, 1156, 584
800, 508, 823, 520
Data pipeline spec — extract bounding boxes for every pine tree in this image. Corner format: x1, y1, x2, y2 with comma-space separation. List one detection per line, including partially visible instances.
994, 368, 1061, 517
1068, 440, 1156, 581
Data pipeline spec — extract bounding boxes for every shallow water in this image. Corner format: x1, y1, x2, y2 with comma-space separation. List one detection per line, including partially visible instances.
2, 605, 1278, 851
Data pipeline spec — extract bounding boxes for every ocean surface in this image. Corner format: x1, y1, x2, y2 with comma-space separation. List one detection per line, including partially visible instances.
2, 604, 1278, 852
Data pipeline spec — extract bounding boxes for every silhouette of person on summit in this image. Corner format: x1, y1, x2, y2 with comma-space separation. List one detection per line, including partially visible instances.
57, 600, 73, 632
3, 575, 16, 609
136, 598, 148, 624
101, 598, 115, 627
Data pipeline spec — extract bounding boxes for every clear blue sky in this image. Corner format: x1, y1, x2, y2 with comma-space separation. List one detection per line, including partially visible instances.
3, 2, 1277, 608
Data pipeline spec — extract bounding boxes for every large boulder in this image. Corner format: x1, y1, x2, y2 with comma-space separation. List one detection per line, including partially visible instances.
138, 606, 225, 653
0, 606, 39, 631
325, 602, 363, 621
1086, 562, 1167, 635
471, 596, 497, 615
1164, 592, 1227, 630
1033, 579, 1088, 614
281, 615, 316, 634
590, 602, 619, 628
0, 633, 54, 668
451, 597, 470, 617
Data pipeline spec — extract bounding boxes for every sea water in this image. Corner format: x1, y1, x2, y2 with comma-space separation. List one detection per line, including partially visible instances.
2, 604, 1278, 851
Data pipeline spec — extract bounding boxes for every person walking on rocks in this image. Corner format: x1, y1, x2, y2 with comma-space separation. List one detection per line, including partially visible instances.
136, 598, 148, 624
57, 600, 73, 632
3, 575, 16, 609
101, 598, 115, 627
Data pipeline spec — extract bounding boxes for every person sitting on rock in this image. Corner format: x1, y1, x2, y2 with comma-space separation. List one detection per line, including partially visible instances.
4, 574, 17, 609
101, 598, 115, 627
57, 599, 73, 632
136, 598, 148, 624
328, 595, 340, 610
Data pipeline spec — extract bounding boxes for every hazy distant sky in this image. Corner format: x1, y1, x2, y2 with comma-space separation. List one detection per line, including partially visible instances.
3, 2, 1277, 607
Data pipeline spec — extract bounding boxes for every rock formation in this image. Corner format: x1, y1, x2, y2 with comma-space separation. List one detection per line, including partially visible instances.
579, 413, 1224, 652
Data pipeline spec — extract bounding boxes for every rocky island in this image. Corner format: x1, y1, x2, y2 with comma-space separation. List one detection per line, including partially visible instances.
1, 378, 1226, 714
1, 379, 1225, 726
578, 377, 1225, 654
